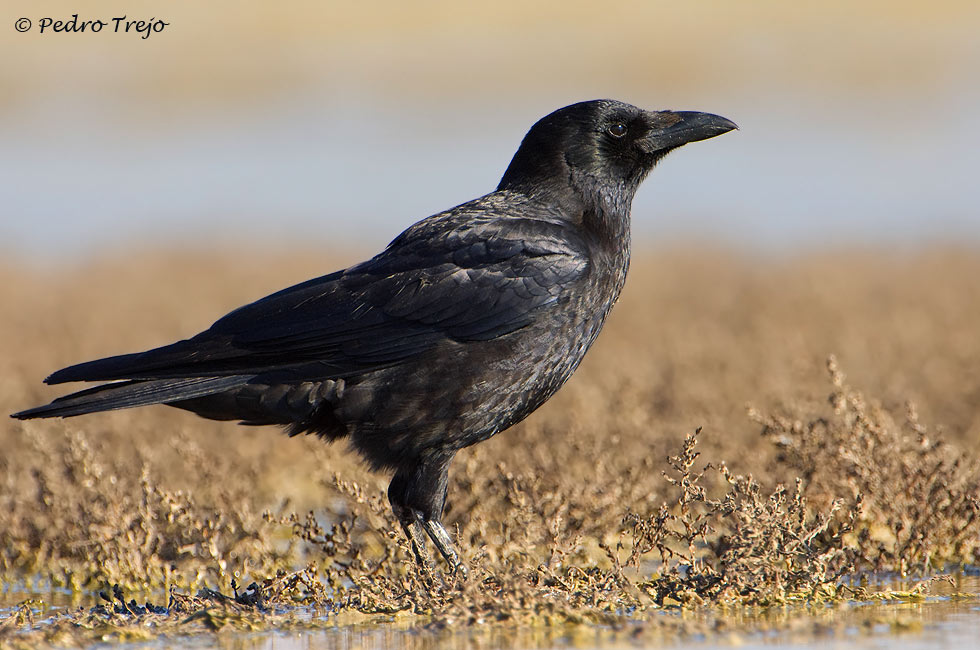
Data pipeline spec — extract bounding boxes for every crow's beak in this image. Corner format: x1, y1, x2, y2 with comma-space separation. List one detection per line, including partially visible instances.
642, 111, 738, 152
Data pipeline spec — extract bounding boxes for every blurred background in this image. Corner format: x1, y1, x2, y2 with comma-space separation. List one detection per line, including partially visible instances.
2, 0, 978, 263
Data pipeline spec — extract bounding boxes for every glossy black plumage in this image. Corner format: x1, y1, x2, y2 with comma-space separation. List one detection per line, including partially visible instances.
12, 100, 736, 574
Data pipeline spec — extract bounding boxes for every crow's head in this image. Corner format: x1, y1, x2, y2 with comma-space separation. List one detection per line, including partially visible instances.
498, 99, 736, 211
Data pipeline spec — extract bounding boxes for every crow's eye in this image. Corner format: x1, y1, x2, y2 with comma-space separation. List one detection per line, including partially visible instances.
607, 123, 628, 138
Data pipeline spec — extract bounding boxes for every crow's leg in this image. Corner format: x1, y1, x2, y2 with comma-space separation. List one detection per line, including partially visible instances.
421, 519, 466, 578
393, 504, 430, 570
388, 452, 467, 577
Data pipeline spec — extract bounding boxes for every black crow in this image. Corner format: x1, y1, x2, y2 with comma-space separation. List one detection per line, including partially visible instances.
12, 99, 736, 575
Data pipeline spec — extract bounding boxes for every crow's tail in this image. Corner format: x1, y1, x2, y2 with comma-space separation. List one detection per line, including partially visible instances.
11, 376, 252, 420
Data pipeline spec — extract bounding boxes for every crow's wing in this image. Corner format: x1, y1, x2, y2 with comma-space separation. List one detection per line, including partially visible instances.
46, 210, 589, 384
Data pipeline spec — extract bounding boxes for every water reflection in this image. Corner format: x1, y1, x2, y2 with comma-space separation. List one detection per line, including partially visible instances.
3, 576, 979, 649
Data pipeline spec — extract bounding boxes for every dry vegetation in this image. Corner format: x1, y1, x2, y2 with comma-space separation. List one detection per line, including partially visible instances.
6, 0, 979, 107
1, 245, 979, 647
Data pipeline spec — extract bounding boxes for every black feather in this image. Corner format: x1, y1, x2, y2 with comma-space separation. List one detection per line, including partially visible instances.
13, 376, 252, 419
12, 100, 736, 573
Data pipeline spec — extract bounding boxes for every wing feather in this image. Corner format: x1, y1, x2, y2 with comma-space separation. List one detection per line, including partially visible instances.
46, 204, 589, 385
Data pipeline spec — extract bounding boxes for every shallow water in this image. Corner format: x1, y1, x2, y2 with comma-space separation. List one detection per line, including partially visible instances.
212, 591, 980, 650
3, 576, 979, 649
